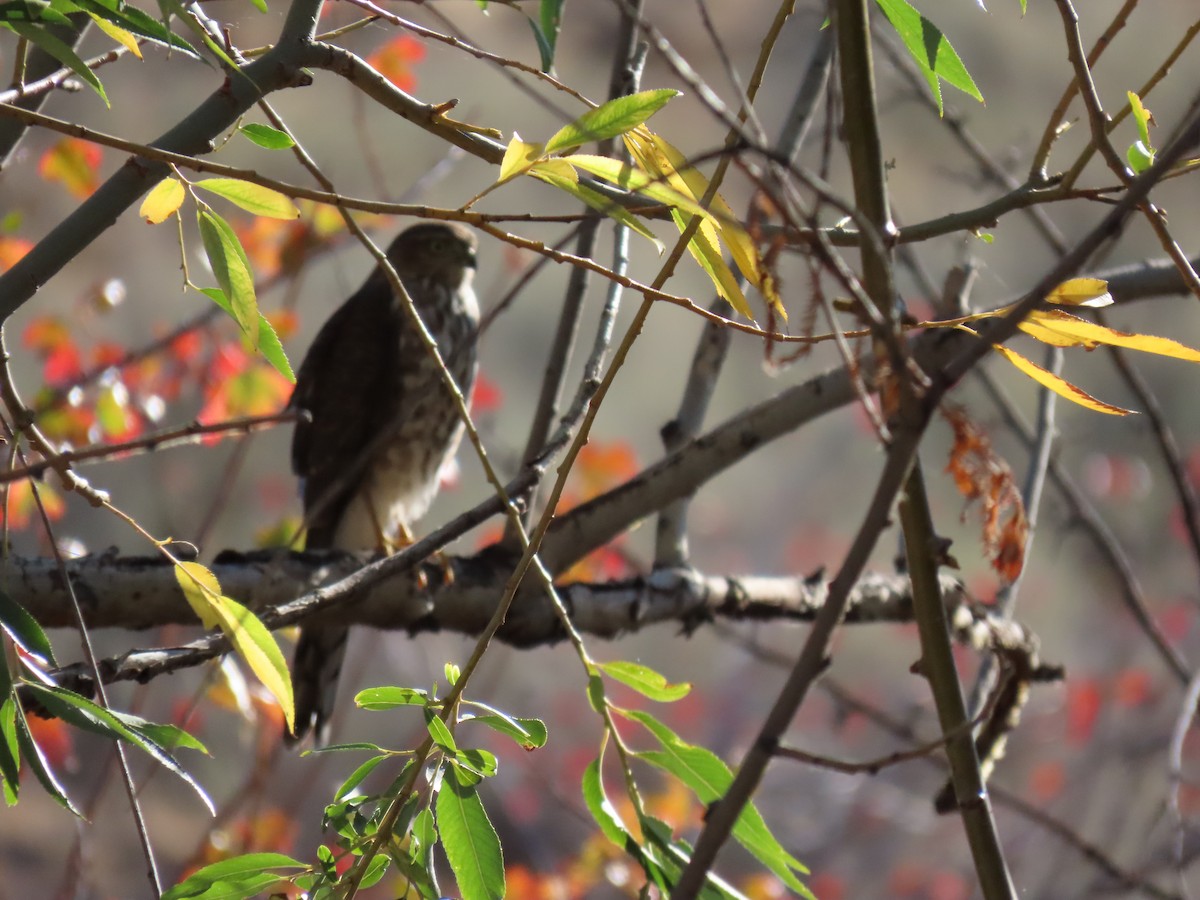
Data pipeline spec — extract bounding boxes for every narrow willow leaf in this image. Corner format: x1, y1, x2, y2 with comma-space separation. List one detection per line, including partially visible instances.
993, 344, 1132, 415
873, 0, 982, 114
335, 754, 388, 801
564, 154, 715, 223
174, 561, 294, 732
161, 852, 307, 900
1044, 277, 1111, 307
355, 686, 430, 710
174, 560, 224, 629
70, 0, 199, 56
436, 767, 505, 900
624, 709, 811, 893
140, 176, 185, 224
545, 89, 680, 154
88, 11, 141, 57
13, 705, 80, 815
582, 753, 631, 847
497, 133, 545, 185
194, 178, 299, 220
9, 22, 108, 105
197, 208, 259, 347
598, 661, 690, 702
531, 169, 664, 252
0, 590, 55, 664
25, 683, 215, 812
0, 699, 21, 805
0, 1, 70, 24
197, 288, 293, 382
1023, 309, 1200, 361
674, 208, 754, 319
239, 123, 295, 149
642, 132, 783, 319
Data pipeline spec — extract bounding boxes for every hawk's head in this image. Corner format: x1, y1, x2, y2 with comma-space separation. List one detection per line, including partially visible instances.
386, 222, 478, 290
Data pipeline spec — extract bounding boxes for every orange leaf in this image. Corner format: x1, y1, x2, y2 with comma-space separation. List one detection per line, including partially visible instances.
0, 236, 33, 272
39, 138, 102, 198
367, 34, 426, 91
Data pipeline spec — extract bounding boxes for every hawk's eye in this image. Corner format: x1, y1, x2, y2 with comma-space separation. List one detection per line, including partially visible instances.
430, 239, 448, 253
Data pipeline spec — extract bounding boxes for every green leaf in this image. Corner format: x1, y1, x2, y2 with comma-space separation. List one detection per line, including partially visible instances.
198, 289, 293, 382
194, 178, 299, 220
624, 709, 811, 894
524, 0, 563, 73
0, 698, 21, 805
0, 1, 70, 24
355, 686, 430, 710
461, 704, 548, 749
197, 208, 259, 347
587, 671, 607, 714
245, 0, 266, 13
873, 0, 982, 114
425, 709, 458, 752
161, 852, 307, 900
546, 90, 679, 154
436, 767, 504, 900
13, 702, 80, 815
7, 21, 107, 105
453, 747, 498, 779
0, 590, 55, 664
24, 683, 214, 812
239, 123, 295, 149
598, 661, 690, 702
582, 754, 631, 847
67, 0, 199, 56
335, 753, 388, 801
128, 719, 207, 754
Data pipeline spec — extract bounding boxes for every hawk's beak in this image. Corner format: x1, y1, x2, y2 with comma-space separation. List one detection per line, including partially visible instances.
464, 248, 478, 269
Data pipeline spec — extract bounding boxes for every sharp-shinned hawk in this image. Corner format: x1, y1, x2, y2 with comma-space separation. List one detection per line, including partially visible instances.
287, 222, 480, 744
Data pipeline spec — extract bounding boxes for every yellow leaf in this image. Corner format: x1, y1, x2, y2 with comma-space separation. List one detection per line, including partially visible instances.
497, 133, 545, 185
1045, 277, 1112, 307
644, 133, 784, 320
139, 177, 185, 224
993, 344, 1133, 415
1023, 309, 1200, 361
174, 561, 294, 732
564, 154, 715, 222
89, 13, 142, 58
174, 561, 224, 629
674, 208, 753, 319
530, 169, 663, 251
529, 158, 577, 183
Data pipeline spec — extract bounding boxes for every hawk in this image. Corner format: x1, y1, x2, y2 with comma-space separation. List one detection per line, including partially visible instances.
287, 222, 480, 744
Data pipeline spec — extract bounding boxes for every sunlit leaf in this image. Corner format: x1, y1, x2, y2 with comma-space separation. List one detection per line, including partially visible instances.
14, 704, 80, 815
623, 709, 812, 895
139, 176, 185, 224
545, 89, 679, 154
68, 0, 199, 56
437, 766, 504, 900
161, 852, 308, 900
197, 208, 259, 347
194, 178, 299, 220
198, 289, 293, 382
530, 168, 664, 252
356, 686, 430, 710
599, 661, 690, 702
563, 154, 716, 223
497, 134, 545, 185
0, 1, 70, 24
425, 709, 458, 752
1044, 277, 1111, 308
239, 123, 295, 150
873, 0, 982, 114
174, 561, 294, 733
1022, 309, 1200, 361
993, 343, 1132, 415
87, 11, 141, 57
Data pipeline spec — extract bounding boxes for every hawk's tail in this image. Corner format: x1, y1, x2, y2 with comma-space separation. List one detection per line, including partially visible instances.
287, 623, 349, 746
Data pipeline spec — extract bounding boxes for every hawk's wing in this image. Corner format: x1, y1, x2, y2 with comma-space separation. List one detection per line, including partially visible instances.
290, 272, 402, 549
